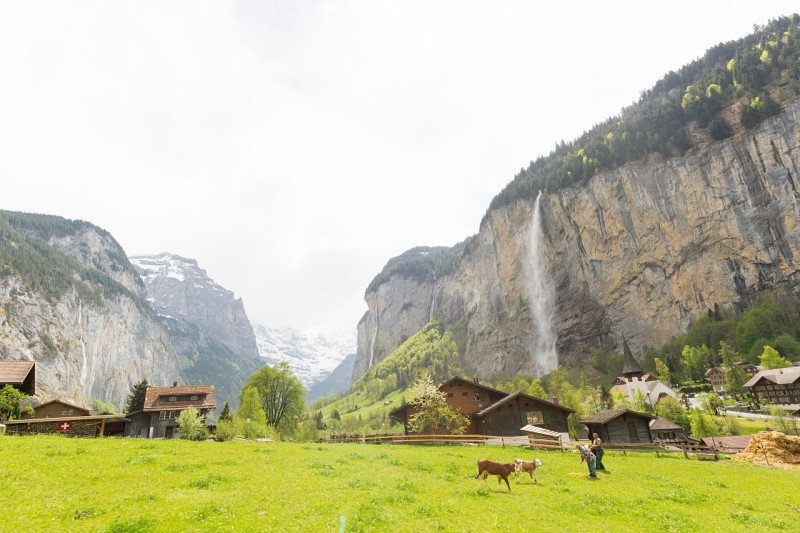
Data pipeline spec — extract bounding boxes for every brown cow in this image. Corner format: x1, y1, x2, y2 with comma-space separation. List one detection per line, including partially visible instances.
476, 458, 515, 491
513, 458, 543, 483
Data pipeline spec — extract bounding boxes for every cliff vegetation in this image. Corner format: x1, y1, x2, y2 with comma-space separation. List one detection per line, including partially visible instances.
488, 14, 800, 216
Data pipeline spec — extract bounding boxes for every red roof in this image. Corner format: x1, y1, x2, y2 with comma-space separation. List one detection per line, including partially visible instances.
143, 385, 216, 412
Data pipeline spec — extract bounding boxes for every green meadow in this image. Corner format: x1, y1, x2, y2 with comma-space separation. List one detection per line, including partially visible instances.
1, 434, 798, 532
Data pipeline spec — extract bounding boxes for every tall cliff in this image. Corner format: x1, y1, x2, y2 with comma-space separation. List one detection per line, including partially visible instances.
130, 253, 264, 411
0, 213, 183, 408
352, 97, 800, 383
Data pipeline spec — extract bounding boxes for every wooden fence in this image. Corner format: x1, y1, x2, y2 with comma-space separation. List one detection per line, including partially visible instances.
322, 433, 737, 459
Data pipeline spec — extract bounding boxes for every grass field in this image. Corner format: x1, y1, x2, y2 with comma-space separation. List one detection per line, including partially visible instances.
1, 434, 798, 532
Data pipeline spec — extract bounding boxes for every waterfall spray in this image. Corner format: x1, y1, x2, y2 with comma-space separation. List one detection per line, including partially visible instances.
527, 191, 558, 375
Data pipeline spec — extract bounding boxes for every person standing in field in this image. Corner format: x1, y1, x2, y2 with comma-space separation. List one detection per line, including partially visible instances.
591, 432, 605, 470
576, 443, 596, 478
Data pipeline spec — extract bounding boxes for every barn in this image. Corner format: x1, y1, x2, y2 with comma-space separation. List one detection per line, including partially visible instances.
580, 409, 654, 444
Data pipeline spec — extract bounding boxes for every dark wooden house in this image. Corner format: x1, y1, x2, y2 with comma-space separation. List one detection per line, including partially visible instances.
744, 366, 800, 407
125, 384, 215, 439
649, 416, 691, 445
389, 376, 574, 437
580, 409, 654, 444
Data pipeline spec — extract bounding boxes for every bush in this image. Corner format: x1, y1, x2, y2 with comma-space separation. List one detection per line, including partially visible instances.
176, 406, 209, 441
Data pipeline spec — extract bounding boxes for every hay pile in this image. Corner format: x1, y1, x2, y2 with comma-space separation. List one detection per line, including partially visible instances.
733, 431, 800, 467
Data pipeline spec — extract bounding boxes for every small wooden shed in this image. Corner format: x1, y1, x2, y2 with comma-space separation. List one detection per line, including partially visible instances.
580, 409, 654, 444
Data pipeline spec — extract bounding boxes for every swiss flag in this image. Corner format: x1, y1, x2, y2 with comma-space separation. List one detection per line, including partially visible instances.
57, 421, 72, 432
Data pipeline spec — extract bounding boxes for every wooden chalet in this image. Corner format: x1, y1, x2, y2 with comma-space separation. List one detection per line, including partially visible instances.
704, 367, 727, 393
125, 384, 215, 439
389, 376, 574, 437
580, 409, 654, 444
744, 366, 800, 407
649, 416, 691, 446
0, 360, 36, 396
20, 399, 93, 419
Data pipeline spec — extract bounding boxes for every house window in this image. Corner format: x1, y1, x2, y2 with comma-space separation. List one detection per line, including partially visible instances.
473, 392, 482, 401
447, 392, 454, 398
190, 395, 198, 401
159, 410, 180, 420
61, 409, 74, 416
526, 411, 544, 424
462, 392, 468, 397
168, 396, 177, 402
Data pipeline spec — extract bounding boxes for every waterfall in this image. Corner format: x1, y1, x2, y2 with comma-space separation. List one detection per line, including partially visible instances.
368, 305, 378, 369
527, 191, 558, 375
78, 299, 89, 389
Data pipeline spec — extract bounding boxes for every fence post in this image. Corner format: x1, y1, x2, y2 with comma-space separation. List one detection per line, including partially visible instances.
682, 444, 689, 459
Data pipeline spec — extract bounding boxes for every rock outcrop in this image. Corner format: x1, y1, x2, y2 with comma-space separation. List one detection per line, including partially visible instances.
0, 216, 182, 408
131, 253, 264, 411
353, 97, 800, 383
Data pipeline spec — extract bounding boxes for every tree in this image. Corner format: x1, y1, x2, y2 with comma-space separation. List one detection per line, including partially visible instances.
760, 345, 791, 369
768, 406, 799, 436
243, 362, 305, 435
720, 341, 748, 397
237, 385, 267, 426
700, 392, 724, 416
219, 401, 232, 422
654, 357, 671, 385
176, 406, 208, 441
405, 373, 469, 434
690, 408, 720, 438
91, 398, 118, 414
655, 396, 690, 432
124, 379, 148, 413
681, 345, 705, 382
0, 384, 32, 421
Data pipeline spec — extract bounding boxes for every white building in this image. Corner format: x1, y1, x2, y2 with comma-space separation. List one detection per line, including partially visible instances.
611, 338, 678, 406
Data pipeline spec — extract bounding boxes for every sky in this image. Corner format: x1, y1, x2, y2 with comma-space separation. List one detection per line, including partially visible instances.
1, 1, 798, 336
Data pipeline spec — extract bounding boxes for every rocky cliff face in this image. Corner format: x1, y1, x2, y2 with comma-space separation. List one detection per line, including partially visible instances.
130, 253, 264, 411
0, 218, 182, 408
353, 97, 800, 383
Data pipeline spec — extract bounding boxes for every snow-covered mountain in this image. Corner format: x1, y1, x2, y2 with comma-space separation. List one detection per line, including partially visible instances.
130, 252, 264, 412
253, 324, 355, 393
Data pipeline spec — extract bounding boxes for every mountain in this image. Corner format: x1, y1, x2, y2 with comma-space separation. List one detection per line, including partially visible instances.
253, 324, 355, 396
130, 253, 264, 412
307, 354, 356, 402
352, 19, 800, 384
0, 212, 183, 408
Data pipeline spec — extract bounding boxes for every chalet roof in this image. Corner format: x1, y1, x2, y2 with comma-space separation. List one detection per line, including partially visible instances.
649, 416, 684, 431
473, 391, 575, 416
0, 360, 35, 384
579, 408, 654, 425
143, 385, 216, 412
32, 399, 91, 413
744, 366, 800, 388
520, 424, 563, 438
438, 376, 509, 398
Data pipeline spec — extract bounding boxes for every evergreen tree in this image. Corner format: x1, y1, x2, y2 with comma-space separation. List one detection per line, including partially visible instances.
219, 401, 232, 422
124, 379, 148, 413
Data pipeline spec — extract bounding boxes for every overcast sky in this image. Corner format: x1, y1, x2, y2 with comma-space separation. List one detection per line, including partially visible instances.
1, 2, 797, 336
